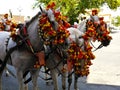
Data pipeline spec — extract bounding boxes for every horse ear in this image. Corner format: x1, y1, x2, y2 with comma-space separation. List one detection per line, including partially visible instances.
39, 5, 47, 14
75, 33, 79, 45
90, 15, 94, 21
55, 7, 61, 12
39, 5, 43, 12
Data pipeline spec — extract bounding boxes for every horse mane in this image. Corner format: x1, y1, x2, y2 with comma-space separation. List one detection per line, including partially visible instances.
25, 12, 41, 27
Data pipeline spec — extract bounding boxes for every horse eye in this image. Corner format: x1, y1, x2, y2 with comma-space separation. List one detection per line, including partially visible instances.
79, 36, 82, 39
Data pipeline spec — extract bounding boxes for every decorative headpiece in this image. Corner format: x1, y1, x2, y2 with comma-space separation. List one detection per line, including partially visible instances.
4, 13, 8, 18
92, 9, 98, 14
99, 17, 104, 20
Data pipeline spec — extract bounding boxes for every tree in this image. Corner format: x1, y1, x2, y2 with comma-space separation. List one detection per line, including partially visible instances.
33, 0, 120, 24
112, 16, 120, 26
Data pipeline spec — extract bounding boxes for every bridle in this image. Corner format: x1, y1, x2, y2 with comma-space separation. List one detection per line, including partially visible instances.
85, 19, 104, 51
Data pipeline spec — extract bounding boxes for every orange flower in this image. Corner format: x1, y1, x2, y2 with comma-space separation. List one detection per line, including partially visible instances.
39, 16, 48, 24
59, 39, 64, 44
46, 2, 56, 9
54, 11, 60, 18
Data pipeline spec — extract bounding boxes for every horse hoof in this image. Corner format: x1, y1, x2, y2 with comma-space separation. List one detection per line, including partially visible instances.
5, 73, 10, 77
46, 80, 53, 86
46, 81, 50, 85
74, 88, 79, 90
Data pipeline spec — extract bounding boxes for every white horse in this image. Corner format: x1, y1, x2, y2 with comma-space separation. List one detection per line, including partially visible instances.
29, 7, 84, 90
67, 16, 112, 90
44, 27, 84, 90
0, 7, 57, 90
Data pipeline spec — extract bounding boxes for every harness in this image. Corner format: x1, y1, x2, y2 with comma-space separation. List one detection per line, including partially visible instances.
0, 39, 24, 72
0, 23, 44, 73
24, 44, 68, 84
90, 41, 103, 52
85, 19, 104, 52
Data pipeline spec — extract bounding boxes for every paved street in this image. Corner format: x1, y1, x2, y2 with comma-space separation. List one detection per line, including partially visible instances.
2, 30, 120, 90
86, 30, 120, 90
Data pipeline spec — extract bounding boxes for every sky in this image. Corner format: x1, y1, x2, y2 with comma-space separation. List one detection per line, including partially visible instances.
0, 0, 39, 17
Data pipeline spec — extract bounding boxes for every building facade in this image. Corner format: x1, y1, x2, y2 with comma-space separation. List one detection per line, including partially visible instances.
0, 14, 24, 23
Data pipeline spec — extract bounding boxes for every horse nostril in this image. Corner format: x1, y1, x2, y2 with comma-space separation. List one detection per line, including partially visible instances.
79, 36, 82, 39
102, 39, 110, 46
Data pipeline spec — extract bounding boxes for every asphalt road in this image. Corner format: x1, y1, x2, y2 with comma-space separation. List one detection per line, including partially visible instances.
2, 30, 120, 90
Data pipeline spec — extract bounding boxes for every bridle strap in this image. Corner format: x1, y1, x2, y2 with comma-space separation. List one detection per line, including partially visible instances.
22, 26, 35, 54
90, 41, 103, 52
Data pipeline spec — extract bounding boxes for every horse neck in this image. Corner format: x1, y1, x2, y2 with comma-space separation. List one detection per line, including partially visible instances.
27, 17, 43, 52
67, 27, 84, 45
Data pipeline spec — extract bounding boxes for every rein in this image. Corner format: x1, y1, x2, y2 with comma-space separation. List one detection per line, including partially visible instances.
83, 19, 104, 52
22, 26, 35, 54
18, 24, 44, 54
24, 45, 67, 84
90, 41, 103, 52
45, 45, 66, 69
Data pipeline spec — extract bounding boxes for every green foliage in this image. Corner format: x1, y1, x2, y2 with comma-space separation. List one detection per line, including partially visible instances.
112, 16, 120, 26
34, 0, 120, 24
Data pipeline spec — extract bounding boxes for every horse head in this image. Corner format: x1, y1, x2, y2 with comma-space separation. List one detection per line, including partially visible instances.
68, 15, 112, 77
90, 15, 112, 47
15, 6, 59, 54
79, 15, 112, 47
39, 6, 58, 31
67, 27, 84, 47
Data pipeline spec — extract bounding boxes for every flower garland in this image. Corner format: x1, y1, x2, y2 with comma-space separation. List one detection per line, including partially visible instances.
67, 19, 112, 76
34, 2, 71, 68
0, 19, 18, 40
97, 23, 112, 42
10, 22, 18, 40
82, 26, 97, 41
67, 41, 95, 76
0, 22, 4, 30
39, 2, 70, 45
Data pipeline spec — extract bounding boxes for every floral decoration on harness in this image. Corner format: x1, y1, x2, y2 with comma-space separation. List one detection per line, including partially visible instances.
39, 2, 70, 46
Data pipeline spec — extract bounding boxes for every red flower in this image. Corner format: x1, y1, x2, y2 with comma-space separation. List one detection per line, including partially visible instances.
39, 17, 47, 24
54, 11, 60, 18
59, 39, 64, 44
46, 2, 56, 9
64, 21, 71, 28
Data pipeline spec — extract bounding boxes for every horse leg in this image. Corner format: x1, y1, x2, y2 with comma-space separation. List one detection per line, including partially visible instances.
50, 70, 59, 90
16, 70, 24, 90
74, 74, 79, 90
0, 74, 2, 90
61, 72, 66, 90
5, 68, 10, 77
44, 66, 51, 85
31, 69, 40, 90
0, 71, 3, 90
68, 72, 72, 90
24, 77, 28, 90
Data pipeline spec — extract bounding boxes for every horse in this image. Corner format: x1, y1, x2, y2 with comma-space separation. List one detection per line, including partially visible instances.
43, 27, 85, 90
32, 5, 85, 90
67, 15, 112, 90
0, 7, 58, 90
